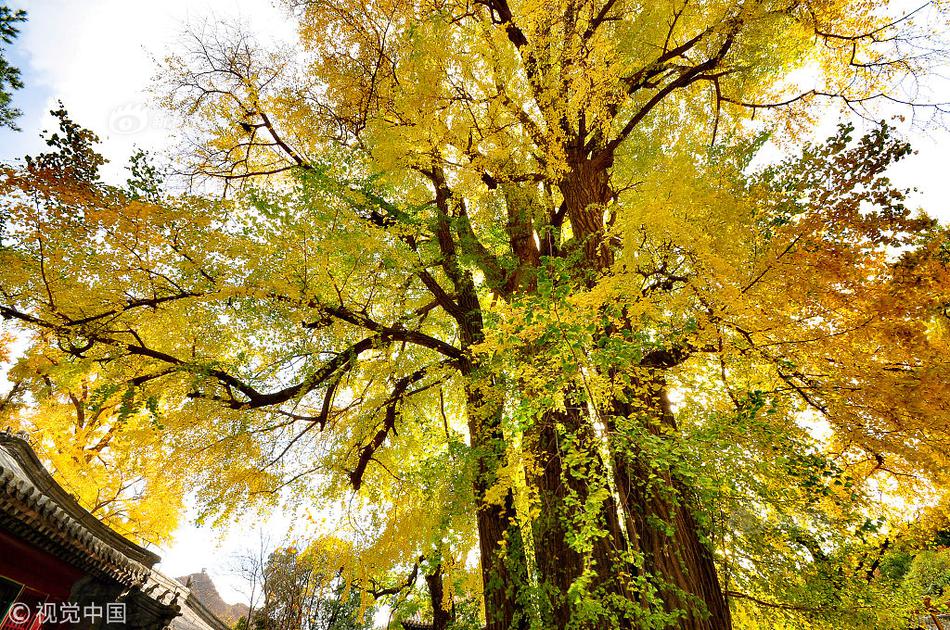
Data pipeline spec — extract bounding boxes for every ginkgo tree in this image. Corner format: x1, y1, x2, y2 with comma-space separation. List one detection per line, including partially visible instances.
2, 0, 950, 628
0, 112, 188, 546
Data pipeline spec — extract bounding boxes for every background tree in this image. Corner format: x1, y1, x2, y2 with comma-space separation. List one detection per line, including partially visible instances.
0, 109, 185, 545
235, 545, 376, 630
1, 2, 950, 629
0, 4, 24, 129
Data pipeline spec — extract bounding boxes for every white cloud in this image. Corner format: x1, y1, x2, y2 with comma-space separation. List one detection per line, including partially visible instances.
9, 0, 295, 180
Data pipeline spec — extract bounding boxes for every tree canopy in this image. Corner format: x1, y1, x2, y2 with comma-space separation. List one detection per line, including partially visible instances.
2, 1, 950, 628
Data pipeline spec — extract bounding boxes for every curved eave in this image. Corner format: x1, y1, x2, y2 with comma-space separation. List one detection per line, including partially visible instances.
0, 430, 155, 586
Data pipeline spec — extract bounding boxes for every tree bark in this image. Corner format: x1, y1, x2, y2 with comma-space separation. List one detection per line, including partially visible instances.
425, 564, 453, 630
607, 376, 731, 629
555, 159, 732, 628
558, 154, 614, 272
428, 166, 532, 630
464, 366, 531, 630
530, 404, 587, 627
530, 398, 632, 628
471, 433, 531, 630
457, 153, 731, 629
459, 301, 530, 630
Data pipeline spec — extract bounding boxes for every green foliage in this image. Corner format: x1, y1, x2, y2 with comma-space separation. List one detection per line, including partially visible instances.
26, 104, 106, 183
3, 2, 950, 628
879, 550, 913, 583
126, 150, 163, 202
907, 550, 950, 599
246, 547, 376, 630
0, 4, 24, 129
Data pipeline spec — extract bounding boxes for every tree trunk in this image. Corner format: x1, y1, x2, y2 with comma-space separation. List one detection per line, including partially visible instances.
607, 377, 732, 629
530, 405, 586, 627
558, 154, 614, 272
557, 159, 732, 628
425, 565, 453, 630
465, 156, 730, 628
473, 461, 531, 630
437, 165, 530, 630
465, 378, 531, 630
530, 398, 632, 628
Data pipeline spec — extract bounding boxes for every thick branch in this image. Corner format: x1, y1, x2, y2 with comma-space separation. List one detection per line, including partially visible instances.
349, 366, 435, 490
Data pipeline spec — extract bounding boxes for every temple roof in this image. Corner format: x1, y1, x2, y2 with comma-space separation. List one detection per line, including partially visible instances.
0, 428, 157, 586
0, 429, 231, 630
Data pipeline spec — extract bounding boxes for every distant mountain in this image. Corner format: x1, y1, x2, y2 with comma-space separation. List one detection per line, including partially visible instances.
176, 569, 250, 626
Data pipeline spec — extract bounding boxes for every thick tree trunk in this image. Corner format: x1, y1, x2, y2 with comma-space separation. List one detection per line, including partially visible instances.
531, 410, 584, 625
477, 494, 529, 629
460, 155, 730, 628
558, 154, 614, 271
464, 368, 531, 630
530, 399, 631, 628
432, 162, 531, 630
425, 565, 453, 630
554, 159, 731, 629
608, 378, 731, 629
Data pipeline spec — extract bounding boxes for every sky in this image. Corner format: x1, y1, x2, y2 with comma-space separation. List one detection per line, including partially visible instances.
0, 0, 299, 605
2, 0, 950, 607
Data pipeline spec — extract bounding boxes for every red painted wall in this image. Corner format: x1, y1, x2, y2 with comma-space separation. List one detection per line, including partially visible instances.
0, 530, 83, 599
